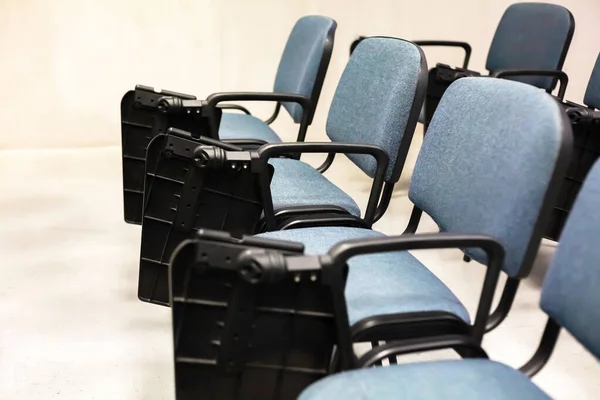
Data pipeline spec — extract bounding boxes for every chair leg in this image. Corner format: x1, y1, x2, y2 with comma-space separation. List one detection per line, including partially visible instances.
371, 341, 398, 365
371, 341, 383, 366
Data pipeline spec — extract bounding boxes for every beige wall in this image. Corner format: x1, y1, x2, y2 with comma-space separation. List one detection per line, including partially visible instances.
0, 0, 598, 149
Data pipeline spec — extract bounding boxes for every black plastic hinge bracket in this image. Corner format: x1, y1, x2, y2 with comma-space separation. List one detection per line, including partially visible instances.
134, 85, 196, 108
165, 135, 200, 159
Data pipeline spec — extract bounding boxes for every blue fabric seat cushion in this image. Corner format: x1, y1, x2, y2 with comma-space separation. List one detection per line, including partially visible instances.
218, 113, 282, 143
257, 227, 470, 325
268, 158, 361, 216
299, 359, 551, 399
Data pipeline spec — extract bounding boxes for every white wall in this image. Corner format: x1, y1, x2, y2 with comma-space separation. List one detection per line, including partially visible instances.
0, 0, 598, 149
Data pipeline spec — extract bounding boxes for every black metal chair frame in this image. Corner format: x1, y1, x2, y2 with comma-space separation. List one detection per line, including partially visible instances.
359, 316, 563, 380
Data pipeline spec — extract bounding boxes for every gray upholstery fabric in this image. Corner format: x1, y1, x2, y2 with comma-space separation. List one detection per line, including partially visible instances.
409, 77, 564, 277
541, 161, 600, 359
486, 3, 573, 90
274, 16, 336, 123
584, 53, 600, 109
326, 37, 423, 181
257, 227, 470, 325
299, 359, 550, 399
269, 158, 361, 216
219, 113, 282, 143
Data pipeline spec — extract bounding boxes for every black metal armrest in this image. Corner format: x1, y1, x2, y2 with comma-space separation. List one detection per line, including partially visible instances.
413, 40, 472, 69
264, 103, 282, 125
205, 91, 314, 140
357, 334, 488, 367
352, 38, 471, 69
206, 92, 312, 109
218, 104, 251, 115
258, 142, 390, 226
325, 232, 505, 343
492, 69, 569, 100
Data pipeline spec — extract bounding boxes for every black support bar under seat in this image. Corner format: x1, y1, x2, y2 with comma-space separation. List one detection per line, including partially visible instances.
358, 334, 488, 368
518, 318, 562, 377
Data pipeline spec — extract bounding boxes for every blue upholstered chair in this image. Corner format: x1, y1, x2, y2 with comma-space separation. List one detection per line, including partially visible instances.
298, 160, 600, 400
256, 77, 571, 352
355, 3, 573, 86
485, 2, 574, 89
351, 3, 574, 123
426, 2, 573, 122
255, 37, 427, 230
208, 16, 337, 145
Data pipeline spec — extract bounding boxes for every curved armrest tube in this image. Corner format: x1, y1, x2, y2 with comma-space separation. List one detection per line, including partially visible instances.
413, 40, 472, 68
205, 92, 313, 140
218, 104, 251, 115
206, 91, 312, 111
492, 69, 569, 100
258, 142, 388, 165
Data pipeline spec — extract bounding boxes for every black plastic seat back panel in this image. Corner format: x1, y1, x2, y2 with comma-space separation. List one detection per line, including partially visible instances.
170, 235, 351, 400
424, 65, 481, 124
546, 103, 600, 240
121, 85, 215, 224
139, 134, 271, 305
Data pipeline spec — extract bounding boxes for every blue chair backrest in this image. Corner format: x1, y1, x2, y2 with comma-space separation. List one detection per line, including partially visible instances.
273, 16, 337, 124
486, 3, 574, 90
541, 161, 600, 359
326, 37, 427, 182
409, 77, 570, 278
584, 54, 600, 109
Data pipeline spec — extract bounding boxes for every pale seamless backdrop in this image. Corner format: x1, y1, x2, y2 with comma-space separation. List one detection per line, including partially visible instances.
1, 1, 600, 399
0, 0, 598, 149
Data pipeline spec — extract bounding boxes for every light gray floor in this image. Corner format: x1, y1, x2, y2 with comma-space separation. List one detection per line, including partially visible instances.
1, 146, 598, 399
